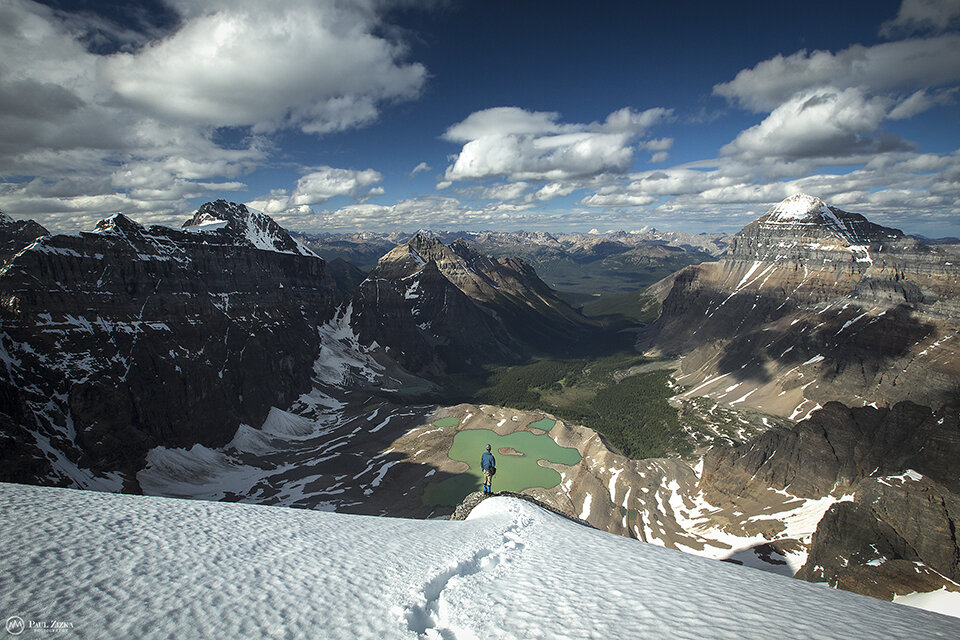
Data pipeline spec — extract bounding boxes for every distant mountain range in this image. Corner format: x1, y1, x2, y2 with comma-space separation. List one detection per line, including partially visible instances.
297, 228, 729, 296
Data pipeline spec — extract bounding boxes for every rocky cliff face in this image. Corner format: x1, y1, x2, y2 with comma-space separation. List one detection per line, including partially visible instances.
698, 399, 960, 600
644, 194, 960, 418
0, 205, 340, 490
349, 233, 589, 373
700, 401, 960, 504
796, 474, 960, 600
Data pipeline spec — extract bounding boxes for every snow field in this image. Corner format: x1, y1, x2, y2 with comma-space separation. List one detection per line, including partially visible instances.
2, 484, 959, 639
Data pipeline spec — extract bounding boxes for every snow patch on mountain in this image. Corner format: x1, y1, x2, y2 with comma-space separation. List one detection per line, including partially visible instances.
767, 193, 834, 222
315, 303, 384, 387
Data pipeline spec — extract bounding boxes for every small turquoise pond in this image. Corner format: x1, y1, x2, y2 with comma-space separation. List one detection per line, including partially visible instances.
423, 426, 580, 506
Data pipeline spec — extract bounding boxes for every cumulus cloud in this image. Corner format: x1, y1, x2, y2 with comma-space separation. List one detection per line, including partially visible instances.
104, 0, 425, 133
474, 182, 531, 201
579, 192, 658, 208
441, 106, 672, 183
246, 167, 384, 215
720, 87, 912, 160
535, 182, 577, 201
300, 195, 537, 232
302, 193, 659, 234
880, 0, 960, 36
713, 35, 960, 112
0, 0, 424, 230
571, 147, 960, 232
888, 87, 959, 118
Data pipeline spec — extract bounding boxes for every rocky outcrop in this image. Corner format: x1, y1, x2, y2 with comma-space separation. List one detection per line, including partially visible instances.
449, 490, 594, 528
700, 401, 960, 504
698, 398, 960, 600
0, 205, 340, 489
644, 194, 960, 417
349, 234, 590, 373
797, 474, 960, 600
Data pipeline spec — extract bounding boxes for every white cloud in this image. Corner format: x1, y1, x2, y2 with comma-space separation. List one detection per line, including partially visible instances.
713, 35, 960, 112
721, 87, 905, 161
443, 107, 569, 141
103, 0, 425, 133
0, 0, 424, 229
535, 183, 577, 201
409, 161, 431, 177
246, 167, 383, 214
880, 0, 960, 36
475, 182, 531, 201
441, 106, 672, 183
641, 138, 674, 152
888, 87, 959, 118
650, 152, 669, 163
579, 192, 658, 208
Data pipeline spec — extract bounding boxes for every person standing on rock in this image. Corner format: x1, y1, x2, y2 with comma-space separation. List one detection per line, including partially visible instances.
481, 444, 496, 494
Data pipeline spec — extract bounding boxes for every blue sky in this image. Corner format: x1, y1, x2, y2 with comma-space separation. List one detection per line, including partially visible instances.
1, 0, 959, 236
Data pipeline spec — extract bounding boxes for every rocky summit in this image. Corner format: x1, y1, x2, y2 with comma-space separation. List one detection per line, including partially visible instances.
349, 233, 589, 373
0, 212, 49, 268
182, 199, 317, 257
643, 193, 960, 419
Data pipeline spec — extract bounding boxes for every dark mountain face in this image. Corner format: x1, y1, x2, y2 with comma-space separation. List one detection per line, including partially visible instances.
700, 401, 960, 504
0, 212, 48, 267
642, 194, 960, 418
349, 233, 591, 374
0, 208, 340, 489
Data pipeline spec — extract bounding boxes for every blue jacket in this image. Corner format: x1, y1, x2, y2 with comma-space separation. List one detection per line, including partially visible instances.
481, 451, 496, 471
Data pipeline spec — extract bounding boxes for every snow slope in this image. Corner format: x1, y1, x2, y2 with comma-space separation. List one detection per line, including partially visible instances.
1, 484, 958, 639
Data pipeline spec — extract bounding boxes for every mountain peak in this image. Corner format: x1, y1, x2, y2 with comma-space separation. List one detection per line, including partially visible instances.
405, 232, 452, 264
92, 213, 144, 235
183, 200, 316, 257
755, 194, 903, 245
767, 193, 831, 222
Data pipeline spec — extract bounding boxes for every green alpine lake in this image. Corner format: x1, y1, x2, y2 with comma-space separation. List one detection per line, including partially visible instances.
423, 420, 581, 506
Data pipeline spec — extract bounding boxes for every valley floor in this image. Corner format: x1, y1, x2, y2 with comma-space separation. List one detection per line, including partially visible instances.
2, 483, 958, 639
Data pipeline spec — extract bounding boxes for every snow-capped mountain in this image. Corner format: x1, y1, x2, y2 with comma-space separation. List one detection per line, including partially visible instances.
644, 193, 960, 417
3, 484, 958, 639
182, 199, 317, 257
760, 192, 903, 243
